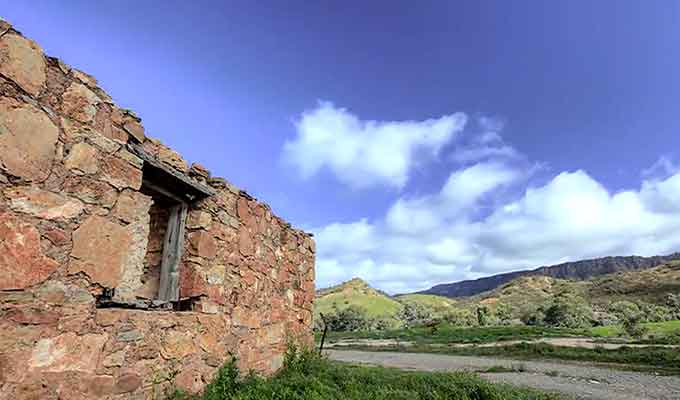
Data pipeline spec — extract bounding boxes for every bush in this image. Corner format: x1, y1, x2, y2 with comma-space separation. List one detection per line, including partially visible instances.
493, 303, 514, 326
322, 306, 373, 332
443, 308, 477, 327
543, 293, 593, 329
520, 306, 546, 326
666, 293, 680, 319
398, 302, 433, 328
638, 302, 674, 323
476, 305, 492, 327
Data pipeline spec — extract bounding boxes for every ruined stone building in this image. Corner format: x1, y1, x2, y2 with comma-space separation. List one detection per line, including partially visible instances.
0, 20, 315, 399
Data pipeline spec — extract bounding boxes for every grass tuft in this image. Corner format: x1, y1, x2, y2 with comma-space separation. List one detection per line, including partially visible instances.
171, 347, 564, 400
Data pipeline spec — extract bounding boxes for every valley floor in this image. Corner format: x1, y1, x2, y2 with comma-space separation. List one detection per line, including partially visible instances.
327, 350, 680, 400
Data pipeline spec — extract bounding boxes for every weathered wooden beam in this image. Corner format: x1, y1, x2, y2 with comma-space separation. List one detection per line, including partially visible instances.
142, 180, 185, 203
127, 143, 215, 198
158, 202, 188, 302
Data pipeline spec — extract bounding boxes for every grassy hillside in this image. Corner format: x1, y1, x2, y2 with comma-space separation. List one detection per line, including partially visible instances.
458, 261, 680, 317
587, 259, 680, 305
315, 278, 404, 321
395, 293, 458, 317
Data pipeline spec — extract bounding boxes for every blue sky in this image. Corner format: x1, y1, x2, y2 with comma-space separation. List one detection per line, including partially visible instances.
5, 1, 680, 293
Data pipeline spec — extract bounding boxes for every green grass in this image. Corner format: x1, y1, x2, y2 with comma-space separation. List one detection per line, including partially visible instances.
323, 324, 589, 345
590, 320, 680, 338
170, 348, 563, 400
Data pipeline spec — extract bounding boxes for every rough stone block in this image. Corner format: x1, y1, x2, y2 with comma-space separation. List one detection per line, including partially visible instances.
69, 216, 132, 288
62, 81, 100, 124
5, 186, 84, 220
0, 32, 46, 96
0, 212, 59, 290
64, 142, 99, 174
101, 155, 142, 190
0, 98, 59, 182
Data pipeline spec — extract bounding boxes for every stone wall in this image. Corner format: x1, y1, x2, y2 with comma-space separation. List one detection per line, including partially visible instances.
0, 20, 315, 399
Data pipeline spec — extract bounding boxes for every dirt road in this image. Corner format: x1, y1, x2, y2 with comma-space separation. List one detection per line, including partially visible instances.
327, 350, 680, 400
325, 337, 680, 350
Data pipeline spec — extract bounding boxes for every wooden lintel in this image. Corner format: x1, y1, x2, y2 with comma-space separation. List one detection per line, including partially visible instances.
127, 143, 216, 198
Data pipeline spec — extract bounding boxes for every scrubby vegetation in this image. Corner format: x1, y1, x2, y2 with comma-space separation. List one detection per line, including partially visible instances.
315, 262, 680, 343
169, 347, 563, 400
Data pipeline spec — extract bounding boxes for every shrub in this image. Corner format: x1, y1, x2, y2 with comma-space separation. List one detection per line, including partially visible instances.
398, 302, 433, 328
543, 293, 593, 329
520, 306, 546, 326
476, 305, 492, 327
666, 293, 680, 319
638, 302, 674, 323
493, 302, 514, 326
323, 305, 373, 332
443, 308, 478, 327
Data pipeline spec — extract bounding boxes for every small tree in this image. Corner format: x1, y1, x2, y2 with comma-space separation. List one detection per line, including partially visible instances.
621, 312, 648, 339
323, 305, 371, 332
476, 305, 492, 327
494, 302, 514, 325
609, 300, 640, 323
543, 293, 593, 329
443, 308, 477, 327
666, 293, 680, 319
520, 306, 546, 326
398, 303, 433, 328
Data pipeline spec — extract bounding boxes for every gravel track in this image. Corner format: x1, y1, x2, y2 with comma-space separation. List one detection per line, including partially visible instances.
327, 349, 680, 400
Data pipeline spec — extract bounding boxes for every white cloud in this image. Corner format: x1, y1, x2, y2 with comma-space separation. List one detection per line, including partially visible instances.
283, 101, 467, 189
642, 156, 679, 179
314, 165, 680, 294
294, 107, 680, 294
450, 116, 521, 164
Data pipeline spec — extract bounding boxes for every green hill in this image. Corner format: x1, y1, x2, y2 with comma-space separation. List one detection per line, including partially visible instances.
315, 261, 680, 330
395, 293, 458, 317
315, 278, 404, 322
454, 260, 680, 321
314, 279, 460, 328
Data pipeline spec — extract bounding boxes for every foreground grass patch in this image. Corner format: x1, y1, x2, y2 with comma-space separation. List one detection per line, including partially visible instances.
172, 348, 562, 400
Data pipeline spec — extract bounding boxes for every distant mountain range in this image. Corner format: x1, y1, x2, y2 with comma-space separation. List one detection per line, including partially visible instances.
418, 253, 680, 298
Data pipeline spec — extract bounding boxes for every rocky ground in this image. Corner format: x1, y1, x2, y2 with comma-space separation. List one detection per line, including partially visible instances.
327, 350, 680, 400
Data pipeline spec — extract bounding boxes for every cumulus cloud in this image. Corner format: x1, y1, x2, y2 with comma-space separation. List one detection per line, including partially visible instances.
290, 106, 680, 293
642, 156, 679, 179
450, 116, 521, 164
314, 165, 680, 294
283, 101, 467, 189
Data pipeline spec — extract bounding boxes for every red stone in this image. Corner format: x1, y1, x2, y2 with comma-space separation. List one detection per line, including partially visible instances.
113, 373, 142, 394
69, 216, 132, 288
0, 213, 59, 290
0, 98, 59, 182
100, 154, 142, 190
238, 228, 254, 257
179, 263, 208, 298
6, 307, 60, 325
43, 228, 69, 245
188, 231, 217, 259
